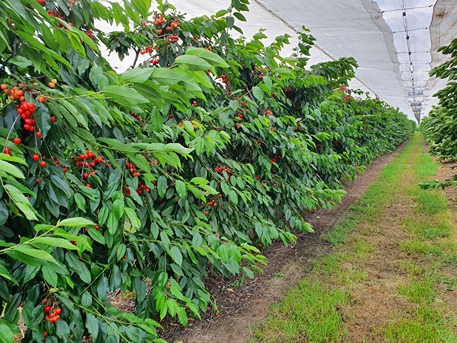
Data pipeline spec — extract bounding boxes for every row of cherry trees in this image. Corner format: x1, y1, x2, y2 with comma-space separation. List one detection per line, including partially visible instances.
421, 38, 457, 188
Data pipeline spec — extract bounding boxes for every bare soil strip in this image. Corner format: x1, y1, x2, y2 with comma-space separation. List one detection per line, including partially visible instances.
168, 143, 409, 343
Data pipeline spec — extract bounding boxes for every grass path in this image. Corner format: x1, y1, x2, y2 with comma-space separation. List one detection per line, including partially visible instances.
253, 133, 457, 342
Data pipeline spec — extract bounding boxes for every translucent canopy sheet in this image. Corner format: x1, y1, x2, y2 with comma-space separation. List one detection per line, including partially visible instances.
103, 0, 457, 121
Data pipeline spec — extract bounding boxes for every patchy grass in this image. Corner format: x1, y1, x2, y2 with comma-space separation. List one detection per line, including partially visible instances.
252, 280, 349, 343
380, 134, 457, 341
383, 306, 457, 343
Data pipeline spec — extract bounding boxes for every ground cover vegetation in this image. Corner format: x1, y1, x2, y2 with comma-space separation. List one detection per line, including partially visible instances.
421, 37, 457, 188
0, 0, 414, 341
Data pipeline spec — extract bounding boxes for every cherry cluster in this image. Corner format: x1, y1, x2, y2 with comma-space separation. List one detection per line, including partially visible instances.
42, 299, 61, 324
270, 155, 282, 164
168, 35, 179, 43
149, 58, 160, 66
214, 166, 232, 177
129, 111, 145, 125
152, 14, 167, 26
139, 46, 154, 55
18, 102, 37, 132
71, 150, 104, 168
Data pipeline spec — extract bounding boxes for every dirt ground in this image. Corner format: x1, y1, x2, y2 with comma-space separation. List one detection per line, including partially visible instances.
165, 143, 409, 343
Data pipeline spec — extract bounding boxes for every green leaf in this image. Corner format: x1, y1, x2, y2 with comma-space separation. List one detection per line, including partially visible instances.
263, 75, 272, 91
8, 245, 58, 265
252, 86, 264, 102
228, 190, 239, 205
89, 66, 108, 89
0, 160, 24, 179
157, 176, 167, 198
60, 99, 88, 128
9, 56, 31, 68
59, 217, 94, 227
215, 9, 229, 17
104, 86, 149, 106
233, 12, 247, 21
81, 292, 92, 307
131, 0, 151, 17
273, 67, 295, 77
0, 320, 15, 343
124, 207, 141, 229
42, 265, 58, 287
190, 176, 209, 185
31, 237, 79, 251
175, 55, 213, 71
112, 199, 124, 220
65, 252, 91, 284
0, 264, 16, 283
86, 313, 99, 341
121, 68, 154, 83
74, 193, 86, 213
0, 153, 27, 165
243, 266, 255, 278
169, 246, 183, 266
4, 184, 29, 203
96, 276, 109, 300
175, 180, 187, 200
186, 47, 229, 68
15, 202, 38, 221
217, 244, 229, 263
88, 227, 105, 245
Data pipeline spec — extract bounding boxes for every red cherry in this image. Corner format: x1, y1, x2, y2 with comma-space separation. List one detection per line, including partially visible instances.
32, 154, 40, 161
39, 161, 47, 167
36, 132, 42, 139
49, 315, 60, 323
44, 306, 52, 313
3, 147, 11, 155
36, 178, 40, 184
13, 138, 21, 144
50, 116, 56, 123
54, 307, 61, 315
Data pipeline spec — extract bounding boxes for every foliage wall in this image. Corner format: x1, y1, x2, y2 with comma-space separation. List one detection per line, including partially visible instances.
421, 38, 457, 188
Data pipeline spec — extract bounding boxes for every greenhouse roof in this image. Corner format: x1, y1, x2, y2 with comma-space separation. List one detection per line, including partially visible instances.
104, 0, 457, 122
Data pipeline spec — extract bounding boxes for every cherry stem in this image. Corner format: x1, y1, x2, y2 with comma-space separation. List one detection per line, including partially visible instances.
3, 111, 22, 150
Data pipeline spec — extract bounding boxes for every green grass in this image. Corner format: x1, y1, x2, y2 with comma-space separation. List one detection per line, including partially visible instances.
323, 213, 359, 245
417, 190, 448, 215
352, 238, 375, 257
252, 280, 349, 343
398, 275, 437, 304
383, 306, 457, 343
381, 133, 457, 341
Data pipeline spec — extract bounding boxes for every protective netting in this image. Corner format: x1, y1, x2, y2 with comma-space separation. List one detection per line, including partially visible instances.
101, 0, 457, 121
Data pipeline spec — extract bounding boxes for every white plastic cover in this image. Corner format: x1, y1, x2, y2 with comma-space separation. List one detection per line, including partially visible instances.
101, 0, 457, 121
